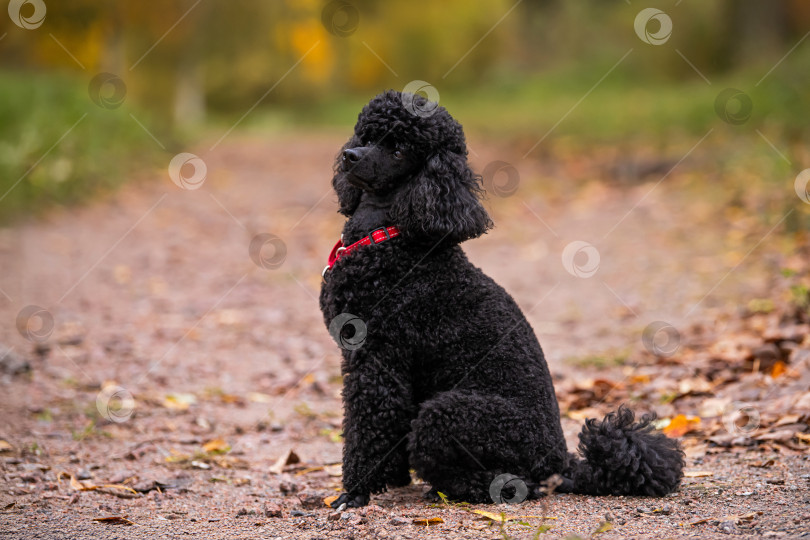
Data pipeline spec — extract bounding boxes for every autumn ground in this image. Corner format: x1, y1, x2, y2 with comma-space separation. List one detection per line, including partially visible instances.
0, 131, 809, 539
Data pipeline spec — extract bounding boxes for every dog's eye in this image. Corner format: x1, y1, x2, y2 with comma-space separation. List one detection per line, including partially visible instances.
393, 150, 404, 160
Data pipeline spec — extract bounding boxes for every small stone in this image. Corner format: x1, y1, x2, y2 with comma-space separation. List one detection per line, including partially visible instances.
636, 506, 652, 514
279, 481, 298, 495
327, 511, 341, 521
616, 518, 626, 525
390, 516, 409, 526
340, 512, 355, 521
605, 512, 614, 521
660, 504, 672, 515
718, 520, 736, 533
235, 508, 257, 517
76, 470, 92, 480
263, 502, 282, 518
289, 509, 314, 517
297, 490, 325, 509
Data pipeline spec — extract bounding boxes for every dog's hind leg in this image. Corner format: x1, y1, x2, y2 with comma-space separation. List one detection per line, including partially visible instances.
407, 390, 567, 503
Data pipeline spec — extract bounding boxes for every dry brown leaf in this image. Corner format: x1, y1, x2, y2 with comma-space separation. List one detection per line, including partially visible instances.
93, 515, 135, 525
0, 440, 13, 453
323, 495, 339, 507
295, 466, 324, 476
269, 449, 300, 474
795, 432, 810, 443
413, 517, 443, 526
202, 438, 230, 453
773, 414, 801, 427
663, 415, 701, 437
722, 511, 763, 523
684, 470, 714, 478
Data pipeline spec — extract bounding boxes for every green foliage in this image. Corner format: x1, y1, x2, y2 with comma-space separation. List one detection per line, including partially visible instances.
0, 71, 164, 222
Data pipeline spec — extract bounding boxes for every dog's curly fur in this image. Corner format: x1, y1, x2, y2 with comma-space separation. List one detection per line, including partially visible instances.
320, 90, 684, 508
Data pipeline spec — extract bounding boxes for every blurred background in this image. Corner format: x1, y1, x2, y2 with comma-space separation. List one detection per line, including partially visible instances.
1, 0, 809, 222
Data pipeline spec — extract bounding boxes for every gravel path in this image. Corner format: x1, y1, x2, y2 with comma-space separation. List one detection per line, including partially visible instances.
1, 132, 807, 538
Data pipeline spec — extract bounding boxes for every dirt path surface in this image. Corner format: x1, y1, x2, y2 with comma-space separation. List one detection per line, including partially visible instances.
1, 133, 808, 539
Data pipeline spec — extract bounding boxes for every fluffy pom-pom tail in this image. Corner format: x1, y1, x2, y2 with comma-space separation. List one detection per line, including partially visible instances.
560, 406, 684, 496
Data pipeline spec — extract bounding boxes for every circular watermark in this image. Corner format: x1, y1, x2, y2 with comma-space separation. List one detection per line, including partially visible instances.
489, 473, 528, 504
634, 8, 672, 45
321, 0, 359, 37
96, 385, 135, 423
794, 169, 810, 204
168, 153, 207, 190
16, 305, 54, 343
8, 0, 46, 30
714, 88, 752, 125
328, 313, 367, 351
482, 161, 520, 198
249, 233, 287, 270
722, 401, 760, 436
561, 241, 600, 278
88, 73, 127, 110
641, 321, 681, 357
402, 80, 440, 118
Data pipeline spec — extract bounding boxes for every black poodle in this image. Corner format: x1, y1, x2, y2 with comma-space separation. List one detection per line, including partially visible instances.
319, 90, 684, 508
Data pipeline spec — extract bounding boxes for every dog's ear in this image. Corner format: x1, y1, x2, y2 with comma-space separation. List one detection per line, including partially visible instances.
332, 137, 363, 216
391, 150, 492, 243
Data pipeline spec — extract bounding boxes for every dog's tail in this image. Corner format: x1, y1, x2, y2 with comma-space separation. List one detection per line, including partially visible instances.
558, 406, 684, 496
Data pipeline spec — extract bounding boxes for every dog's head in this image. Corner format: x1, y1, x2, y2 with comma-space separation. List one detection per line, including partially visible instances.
333, 90, 492, 244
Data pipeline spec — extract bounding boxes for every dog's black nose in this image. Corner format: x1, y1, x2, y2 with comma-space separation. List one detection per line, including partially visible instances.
342, 147, 368, 163
343, 148, 361, 162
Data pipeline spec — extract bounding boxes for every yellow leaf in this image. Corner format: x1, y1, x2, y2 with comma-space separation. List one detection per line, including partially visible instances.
323, 495, 339, 507
594, 521, 613, 533
471, 510, 555, 522
412, 517, 443, 526
629, 374, 651, 384
683, 470, 713, 478
202, 438, 230, 453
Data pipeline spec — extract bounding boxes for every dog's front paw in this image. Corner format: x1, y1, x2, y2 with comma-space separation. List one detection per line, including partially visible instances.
330, 491, 370, 509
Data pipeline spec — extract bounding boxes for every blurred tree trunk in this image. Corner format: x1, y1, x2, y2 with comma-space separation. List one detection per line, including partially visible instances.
725, 0, 791, 66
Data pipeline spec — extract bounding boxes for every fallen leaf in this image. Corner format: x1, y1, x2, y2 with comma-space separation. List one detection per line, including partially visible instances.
412, 517, 443, 526
3, 502, 16, 510
0, 440, 13, 453
795, 432, 810, 443
687, 517, 712, 526
663, 415, 701, 437
269, 449, 300, 474
93, 515, 135, 525
323, 495, 338, 507
202, 438, 230, 453
163, 393, 196, 411
629, 374, 651, 384
593, 521, 613, 533
472, 510, 555, 522
770, 360, 787, 378
683, 470, 714, 478
722, 511, 763, 524
246, 392, 272, 403
755, 429, 795, 442
295, 466, 324, 476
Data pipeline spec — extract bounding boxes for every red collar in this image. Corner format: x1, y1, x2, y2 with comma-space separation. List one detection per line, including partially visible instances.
322, 226, 400, 278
